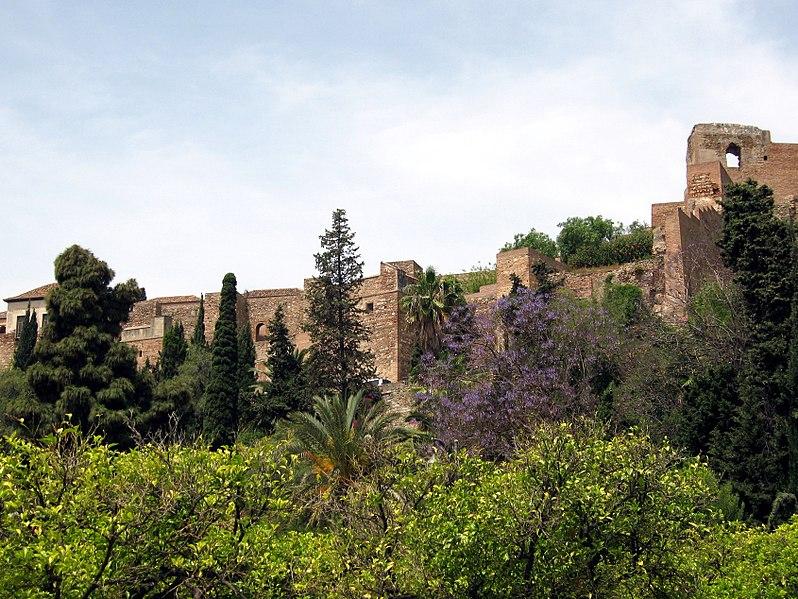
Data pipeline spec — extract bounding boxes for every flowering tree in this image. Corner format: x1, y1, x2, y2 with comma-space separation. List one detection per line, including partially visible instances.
417, 290, 619, 458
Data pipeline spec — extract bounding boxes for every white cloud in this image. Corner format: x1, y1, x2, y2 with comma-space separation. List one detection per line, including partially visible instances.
2, 0, 798, 299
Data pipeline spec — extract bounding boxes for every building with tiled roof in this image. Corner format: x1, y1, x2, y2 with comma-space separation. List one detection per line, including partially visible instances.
2, 282, 58, 303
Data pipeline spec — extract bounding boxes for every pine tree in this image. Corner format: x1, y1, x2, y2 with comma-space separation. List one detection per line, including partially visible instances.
203, 273, 239, 447
303, 209, 375, 398
192, 294, 206, 347
26, 245, 146, 443
159, 321, 188, 380
12, 304, 38, 370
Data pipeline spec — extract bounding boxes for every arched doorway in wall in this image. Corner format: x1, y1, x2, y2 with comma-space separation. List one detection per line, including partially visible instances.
255, 323, 268, 341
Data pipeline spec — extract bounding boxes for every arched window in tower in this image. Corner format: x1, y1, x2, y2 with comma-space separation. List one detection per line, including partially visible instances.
255, 322, 268, 341
725, 143, 741, 168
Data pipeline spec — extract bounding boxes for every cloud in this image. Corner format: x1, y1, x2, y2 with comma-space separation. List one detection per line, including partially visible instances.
2, 0, 798, 299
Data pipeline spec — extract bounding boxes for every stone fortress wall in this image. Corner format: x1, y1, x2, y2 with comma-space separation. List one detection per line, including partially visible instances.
3, 123, 797, 382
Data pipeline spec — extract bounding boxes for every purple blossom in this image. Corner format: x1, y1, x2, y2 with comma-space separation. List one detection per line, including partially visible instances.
417, 290, 619, 458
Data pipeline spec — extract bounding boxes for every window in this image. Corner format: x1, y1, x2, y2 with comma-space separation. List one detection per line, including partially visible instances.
0, 326, 5, 334
725, 143, 741, 168
41, 313, 48, 328
365, 302, 374, 313
15, 315, 26, 339
255, 323, 268, 341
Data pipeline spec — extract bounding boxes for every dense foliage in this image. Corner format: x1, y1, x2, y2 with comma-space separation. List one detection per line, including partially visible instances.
158, 320, 187, 380
203, 273, 239, 448
4, 422, 784, 599
12, 305, 37, 370
249, 305, 308, 432
26, 245, 146, 445
401, 266, 465, 356
500, 227, 558, 257
303, 209, 375, 397
191, 293, 206, 347
418, 291, 618, 458
502, 216, 653, 268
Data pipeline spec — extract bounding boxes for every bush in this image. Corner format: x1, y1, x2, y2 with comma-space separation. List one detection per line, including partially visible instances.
603, 279, 644, 325
501, 228, 558, 257
702, 518, 798, 598
569, 226, 653, 267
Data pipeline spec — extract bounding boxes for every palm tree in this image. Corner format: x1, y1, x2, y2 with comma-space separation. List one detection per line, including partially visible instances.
400, 266, 465, 356
288, 391, 413, 485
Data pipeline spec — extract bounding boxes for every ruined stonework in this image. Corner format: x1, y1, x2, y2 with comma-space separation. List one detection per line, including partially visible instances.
3, 123, 796, 381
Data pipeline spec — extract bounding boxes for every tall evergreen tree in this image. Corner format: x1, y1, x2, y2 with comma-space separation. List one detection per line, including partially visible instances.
237, 321, 257, 411
203, 273, 239, 447
192, 294, 206, 347
12, 304, 38, 370
26, 245, 146, 443
159, 321, 188, 380
714, 180, 794, 518
303, 209, 375, 398
260, 305, 306, 429
788, 228, 798, 493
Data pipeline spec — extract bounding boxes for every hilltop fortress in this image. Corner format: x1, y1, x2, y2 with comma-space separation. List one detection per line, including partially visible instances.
2, 123, 797, 381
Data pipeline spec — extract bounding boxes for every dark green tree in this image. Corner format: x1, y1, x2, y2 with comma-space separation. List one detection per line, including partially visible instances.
158, 321, 187, 380
192, 294, 206, 347
12, 304, 38, 370
714, 180, 794, 518
257, 305, 307, 430
531, 262, 563, 296
788, 227, 798, 494
556, 215, 620, 264
237, 321, 257, 427
202, 273, 239, 448
501, 227, 558, 257
26, 245, 146, 443
303, 209, 375, 398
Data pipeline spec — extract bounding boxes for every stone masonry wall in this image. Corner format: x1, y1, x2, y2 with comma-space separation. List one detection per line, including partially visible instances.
0, 333, 15, 367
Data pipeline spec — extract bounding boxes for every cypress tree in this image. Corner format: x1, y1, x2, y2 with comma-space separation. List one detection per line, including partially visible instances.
12, 304, 38, 370
203, 273, 239, 447
26, 245, 146, 443
303, 209, 375, 398
159, 321, 188, 380
237, 321, 257, 400
192, 294, 206, 347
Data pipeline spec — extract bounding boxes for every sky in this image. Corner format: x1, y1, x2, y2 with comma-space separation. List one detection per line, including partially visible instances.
2, 1, 798, 299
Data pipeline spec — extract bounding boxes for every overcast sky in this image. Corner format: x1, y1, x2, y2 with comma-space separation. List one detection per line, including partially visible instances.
2, 1, 798, 299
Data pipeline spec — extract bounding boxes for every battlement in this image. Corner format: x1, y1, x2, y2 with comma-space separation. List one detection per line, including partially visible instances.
3, 122, 796, 380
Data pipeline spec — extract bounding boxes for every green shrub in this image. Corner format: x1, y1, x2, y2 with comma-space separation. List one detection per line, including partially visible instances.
701, 518, 798, 598
603, 279, 644, 324
501, 228, 558, 258
569, 226, 653, 267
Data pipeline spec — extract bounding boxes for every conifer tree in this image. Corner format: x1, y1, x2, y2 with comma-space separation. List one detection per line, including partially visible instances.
159, 321, 188, 380
203, 273, 239, 447
192, 294, 206, 347
303, 209, 375, 398
237, 321, 257, 401
26, 245, 146, 442
12, 305, 38, 370
261, 305, 306, 428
